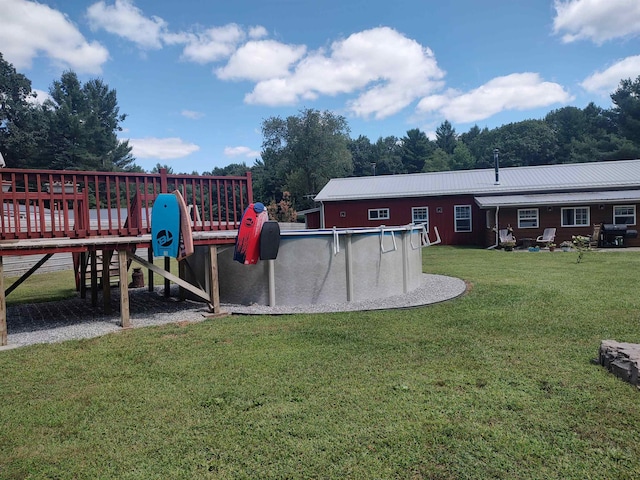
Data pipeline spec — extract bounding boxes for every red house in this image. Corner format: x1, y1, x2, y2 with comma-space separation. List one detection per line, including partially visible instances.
312, 159, 640, 247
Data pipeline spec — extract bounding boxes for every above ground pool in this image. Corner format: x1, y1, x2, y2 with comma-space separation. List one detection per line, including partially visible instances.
186, 224, 439, 307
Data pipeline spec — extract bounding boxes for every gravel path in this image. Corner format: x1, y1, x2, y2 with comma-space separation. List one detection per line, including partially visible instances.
3, 273, 466, 349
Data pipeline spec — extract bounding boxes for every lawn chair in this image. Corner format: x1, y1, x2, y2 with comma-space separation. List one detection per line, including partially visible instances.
498, 228, 516, 249
536, 228, 556, 247
498, 229, 514, 244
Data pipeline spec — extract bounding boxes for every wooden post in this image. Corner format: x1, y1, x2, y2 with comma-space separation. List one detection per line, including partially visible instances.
79, 251, 87, 299
102, 249, 112, 314
0, 256, 6, 346
91, 250, 98, 307
179, 260, 185, 300
164, 256, 171, 298
118, 249, 131, 328
147, 247, 154, 292
208, 246, 221, 314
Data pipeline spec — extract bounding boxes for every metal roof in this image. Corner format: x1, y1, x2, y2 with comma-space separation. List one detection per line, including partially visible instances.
475, 189, 640, 208
314, 159, 640, 202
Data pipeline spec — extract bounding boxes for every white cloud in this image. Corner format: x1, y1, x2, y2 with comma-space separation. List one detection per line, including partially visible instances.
129, 137, 200, 159
0, 0, 108, 73
224, 146, 260, 158
553, 0, 640, 44
180, 24, 245, 64
243, 27, 445, 120
248, 25, 268, 39
217, 40, 306, 81
416, 73, 573, 124
581, 55, 640, 94
238, 27, 444, 119
86, 0, 167, 49
181, 110, 205, 120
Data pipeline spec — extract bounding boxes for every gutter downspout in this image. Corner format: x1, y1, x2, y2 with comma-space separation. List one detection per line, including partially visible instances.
320, 201, 325, 229
487, 206, 500, 249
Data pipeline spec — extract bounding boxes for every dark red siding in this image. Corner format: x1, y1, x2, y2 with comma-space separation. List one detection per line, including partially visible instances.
491, 203, 640, 247
305, 211, 321, 229
322, 197, 640, 247
322, 195, 484, 245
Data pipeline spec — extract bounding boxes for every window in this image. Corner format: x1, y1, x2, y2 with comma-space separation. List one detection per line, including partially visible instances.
454, 205, 472, 232
518, 208, 539, 229
561, 207, 590, 227
411, 207, 429, 229
614, 205, 636, 225
368, 208, 389, 220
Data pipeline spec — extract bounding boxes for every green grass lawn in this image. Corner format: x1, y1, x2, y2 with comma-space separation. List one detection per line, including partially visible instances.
2, 247, 640, 479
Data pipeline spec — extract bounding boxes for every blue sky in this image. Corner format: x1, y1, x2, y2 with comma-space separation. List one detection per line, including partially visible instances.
1, 0, 639, 173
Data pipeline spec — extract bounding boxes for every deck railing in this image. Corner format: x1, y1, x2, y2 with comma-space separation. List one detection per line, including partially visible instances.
0, 168, 253, 240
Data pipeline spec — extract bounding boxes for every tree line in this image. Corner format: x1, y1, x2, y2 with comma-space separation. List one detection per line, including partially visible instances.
2, 51, 640, 211
240, 77, 640, 210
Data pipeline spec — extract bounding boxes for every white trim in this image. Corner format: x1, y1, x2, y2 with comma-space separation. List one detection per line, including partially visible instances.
561, 206, 590, 227
368, 208, 390, 221
411, 206, 429, 231
517, 208, 539, 229
613, 204, 636, 225
454, 204, 472, 232
476, 189, 640, 208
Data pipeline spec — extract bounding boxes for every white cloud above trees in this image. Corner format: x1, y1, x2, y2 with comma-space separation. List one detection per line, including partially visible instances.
553, 0, 640, 44
581, 55, 640, 95
128, 137, 200, 159
416, 73, 573, 124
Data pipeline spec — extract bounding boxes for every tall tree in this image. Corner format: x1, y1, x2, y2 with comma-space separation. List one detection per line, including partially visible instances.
450, 142, 474, 170
348, 135, 377, 176
435, 120, 457, 154
42, 71, 134, 171
610, 76, 640, 146
372, 136, 404, 175
400, 128, 433, 173
423, 148, 451, 172
258, 109, 352, 208
0, 52, 47, 168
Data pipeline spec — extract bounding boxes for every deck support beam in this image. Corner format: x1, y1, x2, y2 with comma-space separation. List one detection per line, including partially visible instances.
102, 249, 113, 314
5, 254, 53, 297
127, 252, 217, 310
0, 257, 6, 346
118, 249, 131, 328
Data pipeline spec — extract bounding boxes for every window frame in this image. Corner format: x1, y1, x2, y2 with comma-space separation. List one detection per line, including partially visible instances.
613, 205, 636, 225
411, 206, 429, 230
561, 206, 590, 227
517, 208, 539, 229
368, 208, 390, 221
454, 204, 472, 233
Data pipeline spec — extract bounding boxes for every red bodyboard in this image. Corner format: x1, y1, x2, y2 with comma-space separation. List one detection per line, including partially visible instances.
234, 203, 268, 264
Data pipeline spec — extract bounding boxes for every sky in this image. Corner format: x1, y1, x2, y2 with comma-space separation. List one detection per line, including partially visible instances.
1, 0, 639, 173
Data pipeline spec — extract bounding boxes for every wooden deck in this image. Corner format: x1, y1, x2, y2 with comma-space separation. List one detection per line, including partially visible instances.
0, 168, 251, 346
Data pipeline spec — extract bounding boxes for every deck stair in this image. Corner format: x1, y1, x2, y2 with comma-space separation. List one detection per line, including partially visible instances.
78, 250, 128, 290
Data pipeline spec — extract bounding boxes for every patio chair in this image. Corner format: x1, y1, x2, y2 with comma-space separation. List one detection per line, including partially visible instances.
498, 229, 515, 248
536, 228, 556, 246
498, 229, 514, 243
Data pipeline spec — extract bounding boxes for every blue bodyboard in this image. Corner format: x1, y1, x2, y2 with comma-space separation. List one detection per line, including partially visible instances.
152, 193, 180, 258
